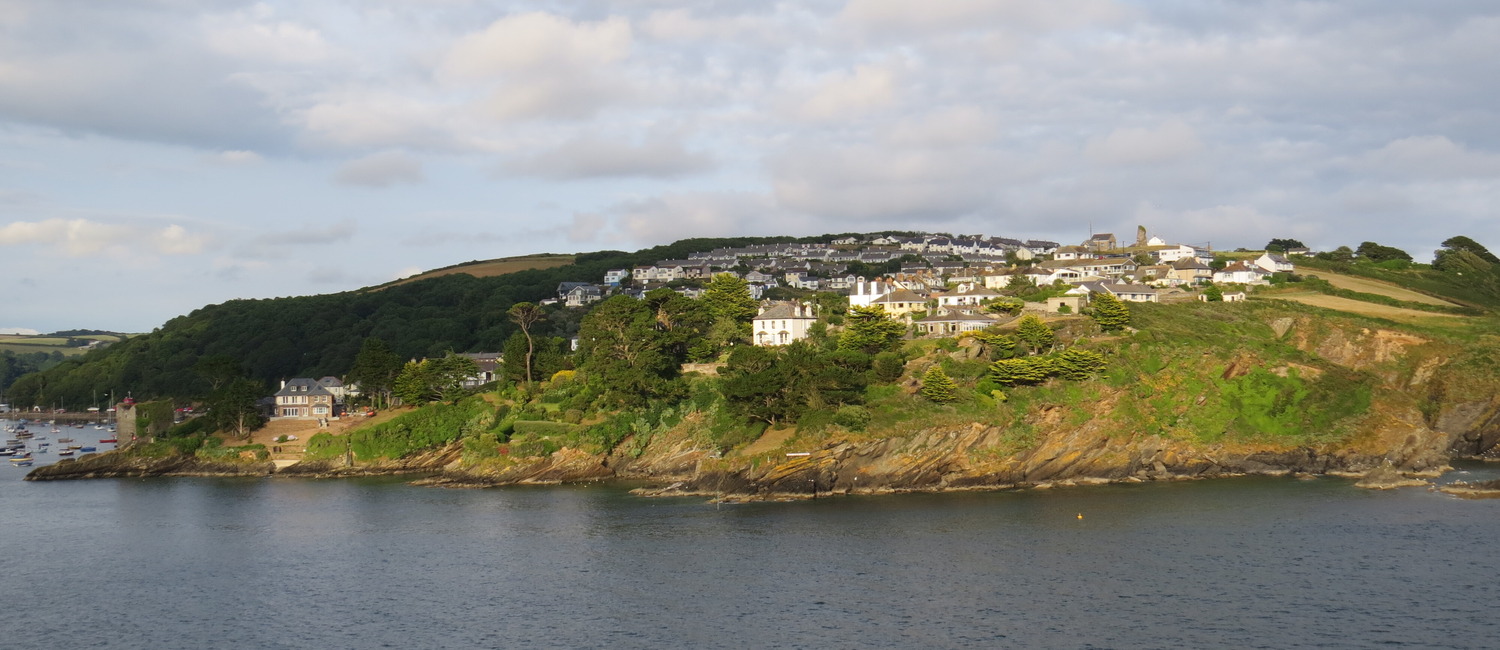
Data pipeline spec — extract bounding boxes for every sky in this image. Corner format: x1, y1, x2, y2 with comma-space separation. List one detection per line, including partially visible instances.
1, 0, 1498, 334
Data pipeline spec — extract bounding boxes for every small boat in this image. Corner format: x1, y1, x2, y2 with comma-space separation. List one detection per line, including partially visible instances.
56, 449, 73, 457
0, 449, 13, 457
10, 459, 32, 467
58, 438, 74, 443
79, 446, 97, 453
99, 438, 117, 444
68, 444, 82, 450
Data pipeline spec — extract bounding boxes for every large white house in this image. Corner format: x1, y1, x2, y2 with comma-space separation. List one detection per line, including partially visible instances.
752, 302, 819, 346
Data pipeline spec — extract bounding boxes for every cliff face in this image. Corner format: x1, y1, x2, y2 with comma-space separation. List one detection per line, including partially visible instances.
429, 313, 1490, 498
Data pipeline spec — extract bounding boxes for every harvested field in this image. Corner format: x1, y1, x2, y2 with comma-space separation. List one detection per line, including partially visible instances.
1273, 292, 1466, 320
387, 255, 575, 287
1306, 271, 1459, 307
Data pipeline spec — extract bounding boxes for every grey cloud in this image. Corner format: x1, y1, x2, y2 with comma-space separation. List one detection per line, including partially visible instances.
333, 152, 425, 188
503, 134, 714, 179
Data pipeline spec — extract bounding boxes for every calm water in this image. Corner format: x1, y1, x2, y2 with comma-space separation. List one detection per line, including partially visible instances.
4, 419, 1500, 649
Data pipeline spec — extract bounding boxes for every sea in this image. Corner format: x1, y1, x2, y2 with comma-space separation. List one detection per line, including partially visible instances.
4, 417, 1500, 649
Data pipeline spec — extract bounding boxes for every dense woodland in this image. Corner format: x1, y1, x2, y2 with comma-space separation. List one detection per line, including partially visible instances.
3, 235, 849, 409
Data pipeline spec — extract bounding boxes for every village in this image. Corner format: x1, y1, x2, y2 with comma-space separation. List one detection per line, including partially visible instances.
258, 229, 1301, 434
558, 229, 1298, 347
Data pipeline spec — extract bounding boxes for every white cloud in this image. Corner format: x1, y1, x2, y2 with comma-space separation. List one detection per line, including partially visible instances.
504, 133, 713, 180
333, 151, 424, 187
1354, 135, 1500, 180
200, 6, 336, 66
0, 218, 209, 258
769, 143, 1000, 222
797, 64, 899, 121
439, 13, 632, 81
209, 150, 264, 166
1085, 119, 1205, 166
840, 0, 1126, 36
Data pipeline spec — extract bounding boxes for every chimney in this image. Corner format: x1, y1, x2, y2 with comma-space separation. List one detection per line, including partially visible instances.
280, 380, 286, 390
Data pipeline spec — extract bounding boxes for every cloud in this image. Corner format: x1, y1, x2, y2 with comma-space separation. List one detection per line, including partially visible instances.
0, 218, 210, 258
200, 5, 336, 66
768, 143, 1000, 222
440, 12, 632, 80
1354, 135, 1500, 180
605, 191, 791, 245
840, 0, 1126, 37
797, 64, 899, 121
503, 134, 714, 179
208, 150, 264, 166
252, 219, 357, 247
333, 151, 424, 187
435, 12, 636, 123
1085, 119, 1205, 165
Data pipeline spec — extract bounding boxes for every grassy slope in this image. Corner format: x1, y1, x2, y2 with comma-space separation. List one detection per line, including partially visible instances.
382, 254, 577, 288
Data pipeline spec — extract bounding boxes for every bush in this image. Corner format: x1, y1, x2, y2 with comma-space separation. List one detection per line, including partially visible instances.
872, 352, 906, 383
833, 405, 872, 431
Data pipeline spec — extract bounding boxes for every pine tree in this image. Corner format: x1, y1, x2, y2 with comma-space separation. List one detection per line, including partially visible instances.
1089, 292, 1131, 332
988, 357, 1051, 386
920, 365, 959, 403
1014, 314, 1055, 351
1055, 348, 1107, 380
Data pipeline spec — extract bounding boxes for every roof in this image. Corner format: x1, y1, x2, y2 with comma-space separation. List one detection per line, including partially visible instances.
1172, 258, 1212, 270
275, 378, 334, 397
872, 288, 927, 304
918, 309, 999, 323
1220, 261, 1268, 274
1089, 233, 1116, 241
755, 302, 817, 321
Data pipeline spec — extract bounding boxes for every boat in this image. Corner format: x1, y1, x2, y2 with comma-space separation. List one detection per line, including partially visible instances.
99, 438, 117, 443
56, 449, 73, 457
67, 444, 82, 450
10, 459, 32, 467
79, 446, 96, 453
58, 438, 73, 443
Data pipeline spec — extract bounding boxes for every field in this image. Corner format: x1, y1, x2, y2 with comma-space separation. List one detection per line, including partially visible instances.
0, 333, 126, 356
1301, 271, 1459, 307
385, 254, 576, 287
1269, 292, 1466, 321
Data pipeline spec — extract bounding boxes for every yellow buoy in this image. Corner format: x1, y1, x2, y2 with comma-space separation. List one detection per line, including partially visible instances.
1077, 513, 1084, 519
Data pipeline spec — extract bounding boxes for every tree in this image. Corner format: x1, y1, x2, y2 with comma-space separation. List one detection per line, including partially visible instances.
1203, 284, 1224, 302
1265, 238, 1306, 253
507, 302, 545, 387
1054, 348, 1107, 381
1355, 241, 1412, 263
193, 354, 243, 394
577, 296, 676, 406
969, 331, 1018, 360
392, 360, 433, 405
989, 357, 1051, 386
347, 338, 403, 409
207, 378, 266, 440
1433, 236, 1500, 273
1089, 292, 1131, 332
920, 365, 959, 403
428, 353, 479, 403
719, 345, 797, 424
701, 273, 758, 324
1014, 314, 1055, 351
838, 305, 906, 354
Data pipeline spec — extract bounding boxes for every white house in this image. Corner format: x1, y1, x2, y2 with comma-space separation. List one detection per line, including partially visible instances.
603, 269, 629, 285
753, 302, 818, 346
1213, 261, 1272, 285
1253, 253, 1295, 273
936, 284, 1002, 308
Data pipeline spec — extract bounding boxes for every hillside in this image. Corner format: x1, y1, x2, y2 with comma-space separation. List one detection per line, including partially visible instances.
2, 235, 832, 409
382, 254, 577, 288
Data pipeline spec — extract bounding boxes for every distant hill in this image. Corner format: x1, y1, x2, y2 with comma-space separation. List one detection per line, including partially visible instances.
3, 235, 829, 409
381, 254, 577, 288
